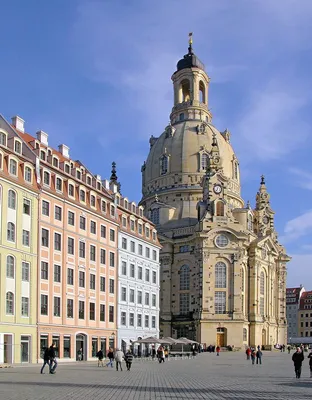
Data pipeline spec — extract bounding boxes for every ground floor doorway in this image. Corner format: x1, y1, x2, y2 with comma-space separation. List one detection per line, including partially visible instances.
20, 336, 30, 363
216, 328, 227, 347
76, 334, 87, 361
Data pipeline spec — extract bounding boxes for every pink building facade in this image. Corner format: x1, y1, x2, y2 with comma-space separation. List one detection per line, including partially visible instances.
21, 131, 118, 361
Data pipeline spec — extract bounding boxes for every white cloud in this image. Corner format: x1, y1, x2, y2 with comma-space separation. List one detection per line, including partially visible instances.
280, 210, 312, 243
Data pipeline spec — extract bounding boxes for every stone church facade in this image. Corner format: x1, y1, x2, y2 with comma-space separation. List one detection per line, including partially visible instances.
139, 36, 290, 348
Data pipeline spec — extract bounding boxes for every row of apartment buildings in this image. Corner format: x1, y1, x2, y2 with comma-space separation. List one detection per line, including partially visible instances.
0, 114, 160, 364
286, 286, 312, 341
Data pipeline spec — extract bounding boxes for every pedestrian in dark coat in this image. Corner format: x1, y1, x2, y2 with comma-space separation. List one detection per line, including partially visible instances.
40, 347, 50, 374
251, 349, 256, 365
256, 349, 263, 365
125, 350, 133, 371
48, 344, 57, 374
96, 349, 104, 367
292, 347, 304, 378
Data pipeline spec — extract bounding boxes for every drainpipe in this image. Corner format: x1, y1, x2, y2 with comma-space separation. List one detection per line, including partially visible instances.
36, 192, 40, 364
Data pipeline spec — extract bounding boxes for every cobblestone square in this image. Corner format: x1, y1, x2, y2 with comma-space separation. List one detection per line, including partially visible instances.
0, 352, 312, 399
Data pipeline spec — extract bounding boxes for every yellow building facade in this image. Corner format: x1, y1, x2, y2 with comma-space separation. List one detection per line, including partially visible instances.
0, 116, 39, 364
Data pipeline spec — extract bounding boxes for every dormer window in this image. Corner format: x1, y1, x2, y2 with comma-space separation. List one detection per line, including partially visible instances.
14, 140, 22, 154
124, 200, 128, 209
9, 159, 17, 176
97, 182, 101, 190
53, 157, 59, 168
80, 189, 86, 202
110, 205, 115, 217
56, 177, 62, 192
139, 208, 143, 217
0, 132, 7, 146
76, 170, 81, 180
40, 150, 46, 161
145, 227, 150, 238
64, 163, 70, 174
132, 204, 136, 213
24, 166, 32, 182
43, 171, 50, 186
116, 196, 120, 206
47, 149, 52, 157
87, 176, 92, 186
101, 200, 107, 213
130, 220, 135, 231
90, 194, 96, 207
122, 217, 127, 228
160, 155, 168, 175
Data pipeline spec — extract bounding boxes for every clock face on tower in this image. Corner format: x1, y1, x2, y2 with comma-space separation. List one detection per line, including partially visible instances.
213, 184, 222, 194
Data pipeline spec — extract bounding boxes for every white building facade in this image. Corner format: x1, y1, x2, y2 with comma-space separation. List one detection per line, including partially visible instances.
115, 194, 160, 354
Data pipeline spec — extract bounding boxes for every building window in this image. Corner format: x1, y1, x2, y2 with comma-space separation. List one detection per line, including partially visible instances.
152, 316, 156, 328
22, 230, 30, 246
54, 265, 61, 283
201, 153, 208, 170
145, 269, 150, 282
109, 279, 114, 294
260, 297, 265, 316
100, 276, 105, 292
79, 271, 85, 288
145, 292, 150, 306
79, 301, 85, 319
215, 234, 228, 247
24, 166, 32, 182
110, 205, 115, 217
55, 206, 62, 221
180, 265, 190, 290
243, 328, 247, 341
80, 216, 86, 230
109, 305, 114, 322
6, 292, 14, 314
121, 261, 127, 275
41, 261, 48, 280
130, 289, 135, 303
152, 250, 157, 261
79, 241, 86, 258
68, 184, 74, 197
138, 266, 143, 280
80, 190, 86, 202
64, 336, 71, 358
152, 294, 156, 307
54, 297, 61, 317
121, 311, 126, 325
53, 157, 58, 167
130, 220, 135, 231
150, 208, 160, 225
137, 291, 142, 304
56, 178, 62, 191
160, 155, 168, 175
100, 304, 105, 321
90, 195, 96, 207
89, 303, 95, 320
68, 237, 74, 255
146, 247, 150, 258
101, 201, 107, 213
100, 249, 106, 264
109, 252, 115, 267
7, 222, 15, 242
42, 200, 50, 216
23, 199, 31, 215
215, 262, 227, 288
145, 227, 150, 238
121, 287, 127, 302
260, 272, 265, 295
138, 244, 143, 255
130, 241, 135, 253
67, 268, 74, 285
42, 228, 49, 247
41, 294, 48, 315
122, 237, 127, 250
130, 264, 135, 278
129, 312, 134, 326
68, 211, 75, 226
137, 314, 142, 327
122, 217, 127, 227
43, 171, 50, 185
215, 291, 226, 314
0, 132, 7, 146
9, 159, 17, 175
6, 256, 15, 278
110, 229, 115, 242
145, 315, 149, 328
90, 274, 96, 290
21, 297, 29, 317
101, 225, 106, 238
54, 233, 61, 251
216, 202, 225, 217
179, 293, 189, 314
90, 245, 96, 262
90, 221, 96, 234
22, 262, 30, 281
152, 271, 157, 284
8, 190, 16, 209
40, 150, 46, 160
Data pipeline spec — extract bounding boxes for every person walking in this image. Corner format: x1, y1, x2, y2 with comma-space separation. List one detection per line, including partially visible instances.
287, 345, 291, 354
96, 349, 104, 367
77, 348, 83, 361
40, 347, 50, 374
125, 349, 133, 371
216, 346, 220, 356
246, 347, 251, 360
251, 349, 256, 365
106, 348, 114, 368
308, 349, 312, 378
292, 347, 304, 378
115, 348, 124, 371
256, 348, 263, 365
48, 344, 57, 374
157, 346, 165, 363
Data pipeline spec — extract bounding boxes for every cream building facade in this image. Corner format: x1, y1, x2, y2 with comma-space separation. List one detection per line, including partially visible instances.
140, 37, 290, 348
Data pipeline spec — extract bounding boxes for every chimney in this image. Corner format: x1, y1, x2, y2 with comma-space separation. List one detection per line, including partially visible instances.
58, 144, 70, 158
11, 115, 25, 133
36, 130, 49, 146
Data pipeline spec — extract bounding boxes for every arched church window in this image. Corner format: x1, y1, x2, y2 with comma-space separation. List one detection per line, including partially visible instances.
233, 162, 238, 180
260, 271, 265, 316
180, 265, 190, 290
150, 208, 160, 225
216, 201, 225, 216
215, 262, 226, 288
260, 271, 265, 295
179, 113, 185, 121
160, 156, 168, 175
201, 153, 208, 170
181, 79, 190, 102
199, 81, 206, 103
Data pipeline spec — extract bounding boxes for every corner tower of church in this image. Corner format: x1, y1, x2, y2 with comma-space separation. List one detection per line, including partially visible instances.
140, 35, 290, 349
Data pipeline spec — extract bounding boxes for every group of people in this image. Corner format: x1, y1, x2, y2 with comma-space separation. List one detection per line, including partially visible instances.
246, 346, 263, 365
292, 346, 312, 379
41, 343, 58, 374
96, 348, 134, 371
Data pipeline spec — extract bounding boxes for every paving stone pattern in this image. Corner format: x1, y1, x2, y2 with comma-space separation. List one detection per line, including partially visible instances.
0, 352, 311, 399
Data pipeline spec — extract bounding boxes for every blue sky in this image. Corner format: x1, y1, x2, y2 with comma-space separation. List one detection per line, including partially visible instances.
1, 0, 312, 288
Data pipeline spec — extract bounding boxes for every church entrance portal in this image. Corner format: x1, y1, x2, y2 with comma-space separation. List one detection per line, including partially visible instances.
216, 328, 226, 347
